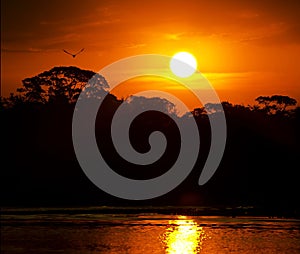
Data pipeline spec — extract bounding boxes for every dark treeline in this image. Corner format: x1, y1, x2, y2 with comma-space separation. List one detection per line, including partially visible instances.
1, 66, 299, 216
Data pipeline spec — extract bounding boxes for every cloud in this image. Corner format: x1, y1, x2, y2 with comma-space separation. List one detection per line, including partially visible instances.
1, 48, 46, 53
164, 33, 184, 41
122, 43, 147, 49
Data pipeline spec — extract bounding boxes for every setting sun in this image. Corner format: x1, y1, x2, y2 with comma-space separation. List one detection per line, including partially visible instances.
170, 52, 197, 78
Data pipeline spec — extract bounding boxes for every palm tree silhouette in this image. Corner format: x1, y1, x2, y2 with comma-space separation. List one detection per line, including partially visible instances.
63, 48, 85, 58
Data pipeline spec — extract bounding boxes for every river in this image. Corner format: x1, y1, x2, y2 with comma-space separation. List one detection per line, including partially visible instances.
1, 207, 300, 253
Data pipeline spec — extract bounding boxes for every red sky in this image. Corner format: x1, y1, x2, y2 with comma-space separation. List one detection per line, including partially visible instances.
1, 0, 300, 110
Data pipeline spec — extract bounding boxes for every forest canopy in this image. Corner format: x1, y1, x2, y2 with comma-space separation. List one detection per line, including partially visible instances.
1, 66, 299, 215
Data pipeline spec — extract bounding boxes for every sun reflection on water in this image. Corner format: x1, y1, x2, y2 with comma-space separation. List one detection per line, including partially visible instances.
162, 216, 206, 253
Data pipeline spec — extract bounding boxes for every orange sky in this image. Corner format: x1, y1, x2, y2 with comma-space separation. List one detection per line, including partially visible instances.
1, 0, 300, 110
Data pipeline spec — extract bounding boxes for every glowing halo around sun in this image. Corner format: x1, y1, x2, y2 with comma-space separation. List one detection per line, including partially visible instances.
170, 52, 197, 78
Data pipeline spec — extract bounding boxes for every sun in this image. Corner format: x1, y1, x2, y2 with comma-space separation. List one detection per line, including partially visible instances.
170, 52, 197, 78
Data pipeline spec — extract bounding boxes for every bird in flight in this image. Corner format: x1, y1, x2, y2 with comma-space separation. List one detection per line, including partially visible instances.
63, 48, 85, 58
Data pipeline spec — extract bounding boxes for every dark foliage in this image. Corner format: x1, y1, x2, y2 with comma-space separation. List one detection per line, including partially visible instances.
1, 67, 299, 217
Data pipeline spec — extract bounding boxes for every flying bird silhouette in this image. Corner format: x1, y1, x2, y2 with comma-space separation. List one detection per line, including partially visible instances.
63, 48, 85, 58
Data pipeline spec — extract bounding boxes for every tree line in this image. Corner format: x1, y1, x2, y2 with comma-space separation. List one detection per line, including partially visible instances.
1, 66, 299, 216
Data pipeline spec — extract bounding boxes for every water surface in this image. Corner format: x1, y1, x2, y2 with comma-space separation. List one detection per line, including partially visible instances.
1, 207, 300, 253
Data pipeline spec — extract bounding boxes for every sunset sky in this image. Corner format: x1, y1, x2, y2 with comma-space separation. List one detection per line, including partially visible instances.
1, 0, 300, 110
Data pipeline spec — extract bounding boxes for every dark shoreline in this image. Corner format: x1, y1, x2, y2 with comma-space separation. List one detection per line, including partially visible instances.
1, 206, 299, 219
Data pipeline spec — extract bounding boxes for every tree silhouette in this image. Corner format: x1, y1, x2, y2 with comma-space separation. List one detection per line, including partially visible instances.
1, 66, 299, 215
255, 95, 297, 115
16, 66, 108, 104
0, 93, 26, 109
